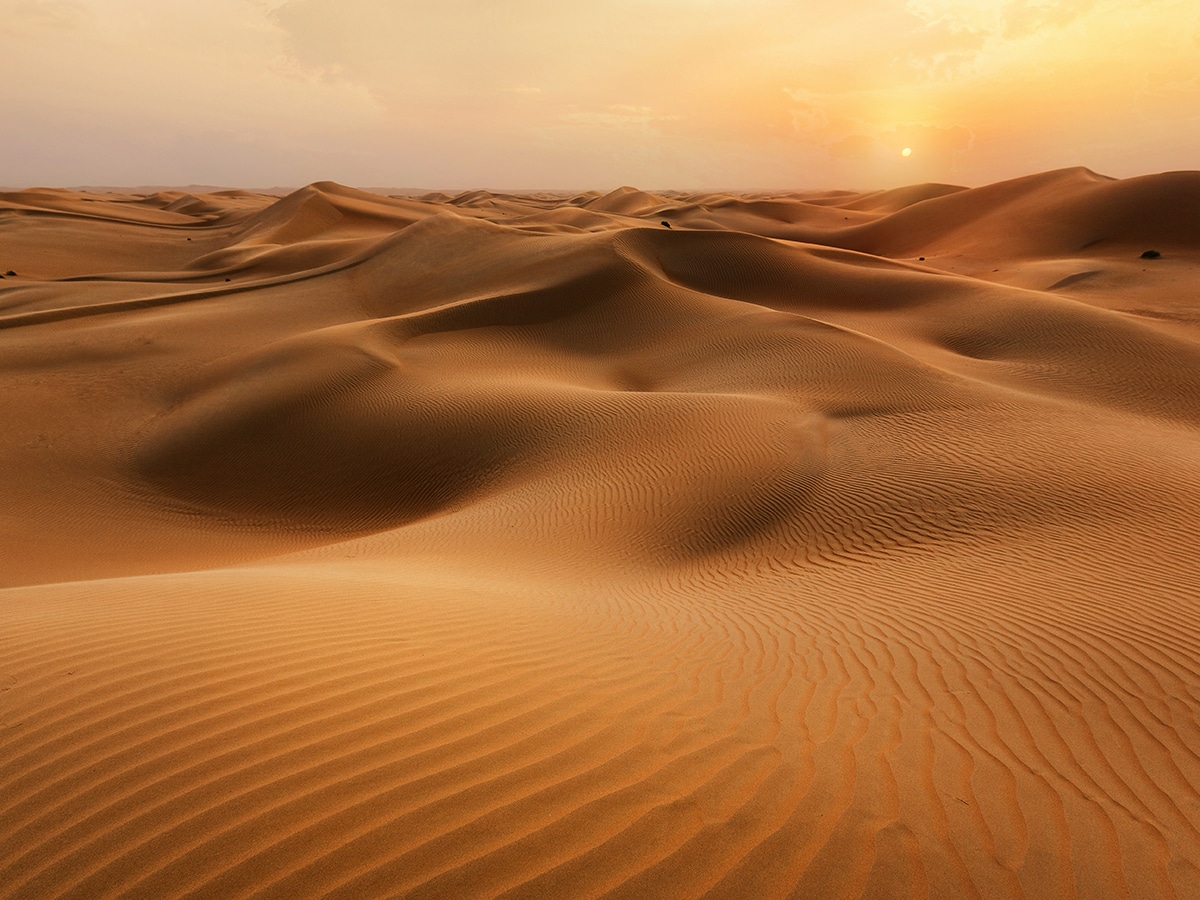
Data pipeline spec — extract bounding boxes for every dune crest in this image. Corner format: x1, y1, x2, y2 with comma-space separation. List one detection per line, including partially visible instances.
3, 171, 1200, 898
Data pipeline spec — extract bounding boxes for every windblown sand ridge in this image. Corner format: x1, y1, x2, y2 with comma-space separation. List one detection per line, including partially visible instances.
2, 169, 1199, 898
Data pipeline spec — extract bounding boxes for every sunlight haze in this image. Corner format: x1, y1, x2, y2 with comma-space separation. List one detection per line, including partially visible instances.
2, 0, 1198, 188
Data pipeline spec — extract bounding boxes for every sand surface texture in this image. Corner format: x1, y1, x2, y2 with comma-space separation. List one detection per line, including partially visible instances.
2, 169, 1200, 898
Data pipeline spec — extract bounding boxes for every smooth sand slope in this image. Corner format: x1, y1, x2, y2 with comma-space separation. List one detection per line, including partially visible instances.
2, 169, 1200, 898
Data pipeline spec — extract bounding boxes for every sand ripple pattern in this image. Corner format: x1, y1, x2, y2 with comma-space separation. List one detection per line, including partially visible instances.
3, 171, 1200, 898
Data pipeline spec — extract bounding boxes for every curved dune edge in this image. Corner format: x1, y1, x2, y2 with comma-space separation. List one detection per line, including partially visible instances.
2, 171, 1200, 898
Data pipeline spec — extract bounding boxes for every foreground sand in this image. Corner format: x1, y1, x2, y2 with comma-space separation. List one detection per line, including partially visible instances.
2, 169, 1199, 898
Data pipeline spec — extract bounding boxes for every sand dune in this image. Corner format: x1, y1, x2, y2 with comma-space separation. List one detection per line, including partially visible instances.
3, 169, 1200, 898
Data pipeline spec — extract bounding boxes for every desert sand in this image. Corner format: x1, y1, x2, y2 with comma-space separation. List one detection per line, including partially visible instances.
2, 168, 1199, 898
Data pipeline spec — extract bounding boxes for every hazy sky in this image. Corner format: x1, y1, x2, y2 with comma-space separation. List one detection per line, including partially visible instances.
2, 0, 1197, 189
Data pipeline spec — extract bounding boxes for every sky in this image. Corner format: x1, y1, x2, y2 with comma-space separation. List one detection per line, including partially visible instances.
1, 0, 1198, 190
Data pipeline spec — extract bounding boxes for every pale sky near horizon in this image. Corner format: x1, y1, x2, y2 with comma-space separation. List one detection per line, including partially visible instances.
1, 0, 1197, 190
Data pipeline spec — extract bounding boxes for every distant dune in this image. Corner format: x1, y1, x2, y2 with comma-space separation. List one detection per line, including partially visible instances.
2, 170, 1199, 898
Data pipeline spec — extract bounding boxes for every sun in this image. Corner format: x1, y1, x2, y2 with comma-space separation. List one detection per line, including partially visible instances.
901, 147, 912, 157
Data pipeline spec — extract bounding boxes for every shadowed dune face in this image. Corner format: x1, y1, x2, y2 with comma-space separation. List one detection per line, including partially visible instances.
3, 171, 1200, 898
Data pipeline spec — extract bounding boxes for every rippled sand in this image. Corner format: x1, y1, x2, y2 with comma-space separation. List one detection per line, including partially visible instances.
2, 169, 1200, 898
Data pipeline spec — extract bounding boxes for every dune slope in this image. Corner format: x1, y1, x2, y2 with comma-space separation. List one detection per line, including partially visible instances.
2, 171, 1200, 899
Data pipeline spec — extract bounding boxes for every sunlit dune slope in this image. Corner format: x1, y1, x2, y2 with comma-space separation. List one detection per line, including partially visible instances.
2, 169, 1200, 899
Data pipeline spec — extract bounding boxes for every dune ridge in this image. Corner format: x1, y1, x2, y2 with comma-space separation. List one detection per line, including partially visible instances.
2, 170, 1200, 898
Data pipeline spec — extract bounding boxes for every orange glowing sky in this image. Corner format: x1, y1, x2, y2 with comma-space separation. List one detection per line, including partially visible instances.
2, 0, 1198, 189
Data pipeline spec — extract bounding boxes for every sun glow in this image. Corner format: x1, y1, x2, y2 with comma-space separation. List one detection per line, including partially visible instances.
1, 0, 1197, 188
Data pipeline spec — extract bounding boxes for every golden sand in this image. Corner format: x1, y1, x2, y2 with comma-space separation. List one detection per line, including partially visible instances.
2, 169, 1199, 897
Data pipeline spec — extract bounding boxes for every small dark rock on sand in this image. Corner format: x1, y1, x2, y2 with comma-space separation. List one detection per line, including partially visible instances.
661, 221, 671, 228
4, 270, 15, 276
1140, 250, 1161, 259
